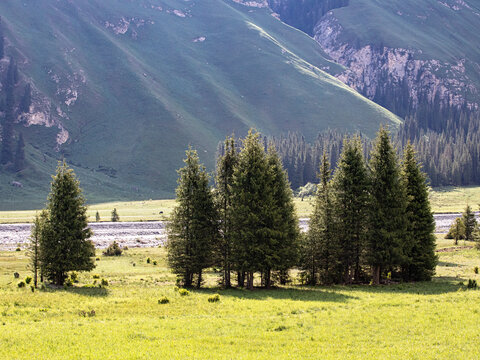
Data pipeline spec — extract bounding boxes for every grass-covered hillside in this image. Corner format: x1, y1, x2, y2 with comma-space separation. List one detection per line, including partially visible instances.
1, 239, 480, 359
0, 0, 401, 209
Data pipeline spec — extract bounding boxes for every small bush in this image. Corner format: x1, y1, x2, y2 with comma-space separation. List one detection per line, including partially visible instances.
273, 325, 287, 332
13, 272, 20, 279
92, 274, 100, 279
208, 294, 220, 303
70, 272, 78, 283
103, 241, 122, 256
101, 279, 109, 287
467, 279, 478, 289
25, 276, 32, 285
17, 281, 26, 288
15, 247, 21, 252
178, 288, 190, 296
474, 267, 479, 274
65, 278, 73, 287
153, 260, 158, 266
96, 257, 100, 261
146, 257, 151, 264
158, 296, 170, 304
79, 310, 96, 317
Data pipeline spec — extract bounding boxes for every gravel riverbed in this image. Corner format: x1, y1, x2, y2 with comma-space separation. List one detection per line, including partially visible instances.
0, 213, 470, 251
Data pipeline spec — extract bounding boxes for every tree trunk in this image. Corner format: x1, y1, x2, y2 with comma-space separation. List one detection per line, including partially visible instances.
185, 270, 193, 288
34, 267, 37, 289
237, 271, 245, 287
372, 266, 381, 285
280, 270, 288, 285
247, 271, 254, 290
265, 269, 271, 289
197, 270, 202, 289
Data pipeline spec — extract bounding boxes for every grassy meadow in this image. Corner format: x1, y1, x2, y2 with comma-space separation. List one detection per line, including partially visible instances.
1, 236, 480, 359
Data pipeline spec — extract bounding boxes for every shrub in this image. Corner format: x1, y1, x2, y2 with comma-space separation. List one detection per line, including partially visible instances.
467, 279, 478, 289
474, 267, 479, 274
65, 278, 73, 287
70, 272, 78, 283
17, 281, 26, 288
96, 257, 100, 261
25, 276, 32, 284
101, 278, 109, 287
153, 260, 158, 266
208, 294, 220, 303
146, 258, 151, 264
15, 247, 21, 252
13, 272, 20, 279
158, 296, 170, 304
103, 241, 122, 256
178, 288, 190, 296
92, 274, 100, 279
79, 310, 96, 317
273, 325, 287, 332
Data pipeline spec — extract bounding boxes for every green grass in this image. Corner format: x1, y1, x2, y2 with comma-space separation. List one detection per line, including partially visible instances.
1, 241, 480, 359
0, 0, 400, 207
1, 185, 479, 223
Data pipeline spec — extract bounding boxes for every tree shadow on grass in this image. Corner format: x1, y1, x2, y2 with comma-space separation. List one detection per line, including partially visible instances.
44, 286, 109, 297
437, 261, 463, 267
191, 286, 357, 302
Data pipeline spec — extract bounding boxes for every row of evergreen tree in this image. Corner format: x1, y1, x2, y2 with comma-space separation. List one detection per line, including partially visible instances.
168, 127, 437, 288
0, 17, 30, 172
267, 111, 480, 189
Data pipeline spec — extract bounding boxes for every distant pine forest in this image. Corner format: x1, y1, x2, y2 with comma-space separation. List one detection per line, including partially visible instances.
247, 109, 480, 190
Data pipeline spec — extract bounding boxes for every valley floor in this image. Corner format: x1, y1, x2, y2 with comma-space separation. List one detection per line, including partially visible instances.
1, 237, 479, 359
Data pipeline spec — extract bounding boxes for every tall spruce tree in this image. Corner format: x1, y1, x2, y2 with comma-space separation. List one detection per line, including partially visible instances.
214, 135, 238, 288
332, 136, 370, 283
0, 16, 4, 60
401, 143, 437, 281
167, 148, 218, 288
266, 144, 300, 287
367, 126, 407, 284
40, 161, 95, 285
303, 152, 341, 285
462, 205, 477, 242
231, 130, 273, 289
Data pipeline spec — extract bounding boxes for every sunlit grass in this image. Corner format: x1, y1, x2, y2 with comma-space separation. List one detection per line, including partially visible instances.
1, 241, 480, 359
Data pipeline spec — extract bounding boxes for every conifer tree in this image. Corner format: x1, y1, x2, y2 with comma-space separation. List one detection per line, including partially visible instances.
332, 136, 370, 283
28, 212, 46, 288
19, 83, 31, 113
265, 144, 300, 286
0, 16, 4, 60
231, 130, 273, 289
214, 135, 238, 288
303, 152, 340, 285
401, 143, 437, 281
95, 211, 100, 222
367, 126, 407, 284
14, 133, 25, 172
462, 205, 477, 242
39, 161, 95, 285
111, 208, 119, 222
167, 148, 218, 288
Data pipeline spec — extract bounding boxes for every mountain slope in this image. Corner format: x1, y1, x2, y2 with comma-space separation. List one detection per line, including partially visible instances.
270, 0, 480, 119
0, 0, 400, 209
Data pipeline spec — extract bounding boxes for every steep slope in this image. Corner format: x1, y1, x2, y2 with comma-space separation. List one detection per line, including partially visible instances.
271, 0, 480, 120
0, 0, 400, 209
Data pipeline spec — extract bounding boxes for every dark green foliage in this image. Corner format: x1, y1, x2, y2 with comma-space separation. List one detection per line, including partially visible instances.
27, 213, 44, 288
467, 279, 477, 289
332, 137, 370, 283
167, 148, 218, 288
208, 294, 220, 302
111, 208, 119, 222
25, 276, 32, 284
401, 143, 437, 281
462, 205, 477, 242
19, 83, 31, 113
367, 127, 407, 284
95, 211, 100, 222
17, 281, 26, 288
265, 145, 300, 286
103, 241, 122, 256
14, 133, 25, 172
446, 217, 466, 245
0, 16, 4, 59
39, 161, 95, 286
302, 152, 341, 285
158, 296, 169, 304
214, 135, 238, 288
